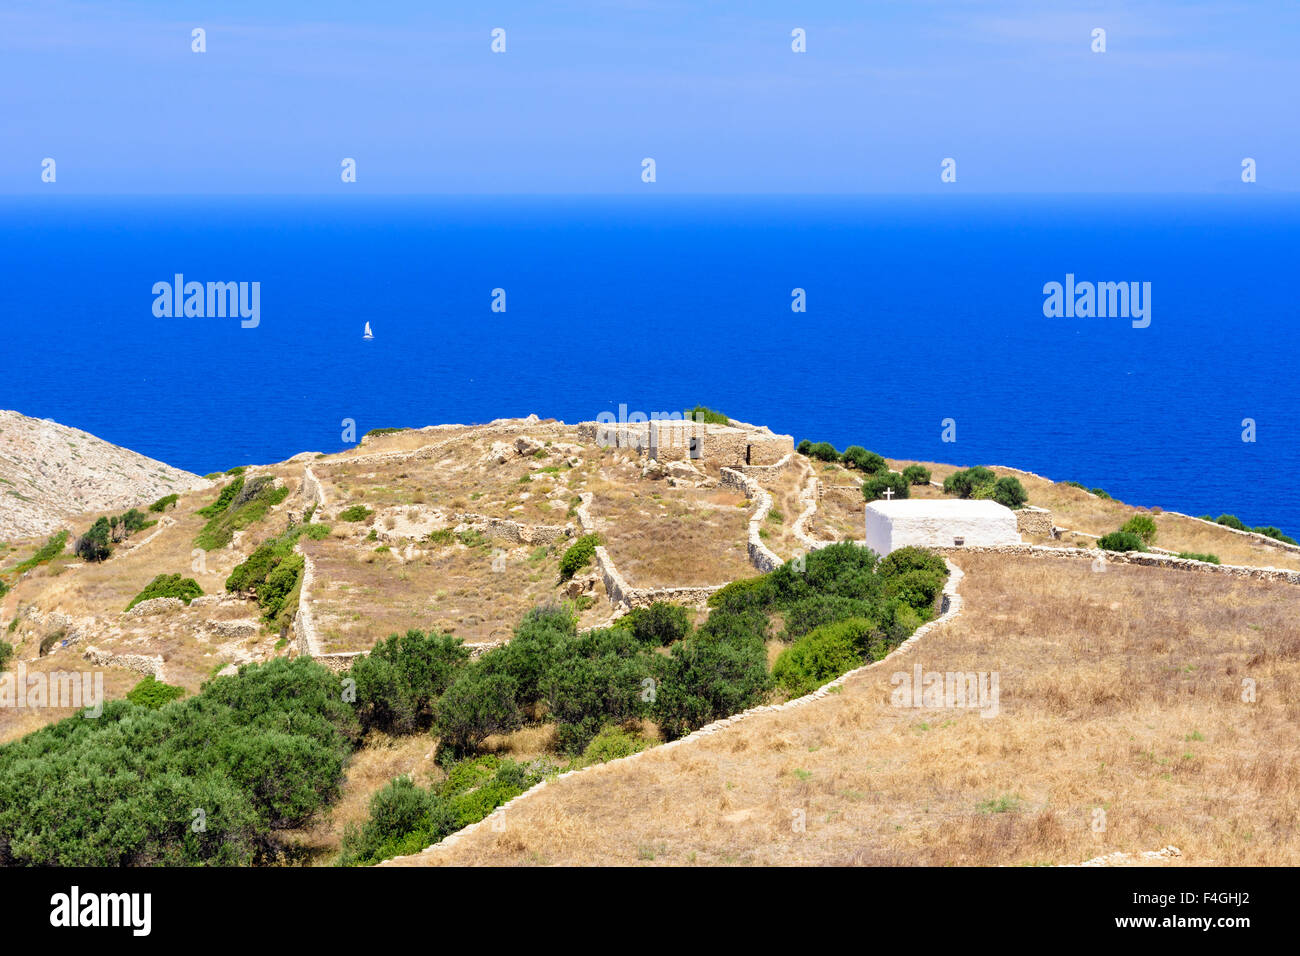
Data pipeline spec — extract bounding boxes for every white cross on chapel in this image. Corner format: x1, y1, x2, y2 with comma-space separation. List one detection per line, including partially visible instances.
881, 488, 895, 501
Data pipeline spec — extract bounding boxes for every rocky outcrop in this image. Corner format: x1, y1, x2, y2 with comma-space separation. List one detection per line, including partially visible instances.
0, 408, 209, 539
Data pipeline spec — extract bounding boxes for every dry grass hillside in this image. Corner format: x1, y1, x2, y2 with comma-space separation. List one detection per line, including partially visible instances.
3, 413, 1297, 866
391, 552, 1300, 867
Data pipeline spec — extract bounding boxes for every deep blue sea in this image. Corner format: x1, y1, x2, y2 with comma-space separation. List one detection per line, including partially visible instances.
2, 195, 1297, 534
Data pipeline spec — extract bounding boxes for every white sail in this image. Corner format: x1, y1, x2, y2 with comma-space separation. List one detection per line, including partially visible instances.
363, 322, 373, 339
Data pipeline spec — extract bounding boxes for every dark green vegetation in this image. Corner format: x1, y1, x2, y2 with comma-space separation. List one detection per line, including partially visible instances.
338, 505, 373, 523
684, 405, 729, 425
195, 475, 291, 551
0, 641, 11, 670
364, 427, 410, 438
902, 464, 931, 485
1097, 531, 1147, 552
0, 658, 358, 865
125, 573, 203, 611
1197, 514, 1297, 546
225, 522, 331, 630
1177, 552, 1221, 564
1119, 514, 1158, 546
942, 468, 1029, 509
558, 533, 600, 581
2, 528, 944, 867
125, 675, 187, 709
862, 470, 910, 502
73, 509, 153, 563
148, 493, 179, 513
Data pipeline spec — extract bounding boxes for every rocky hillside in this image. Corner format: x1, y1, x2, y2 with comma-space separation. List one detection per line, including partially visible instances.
0, 409, 208, 539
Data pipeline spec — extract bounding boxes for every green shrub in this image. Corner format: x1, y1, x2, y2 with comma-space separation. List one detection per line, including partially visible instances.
148, 493, 179, 513
989, 476, 1029, 510
796, 439, 812, 455
683, 405, 729, 426
11, 531, 68, 574
125, 573, 203, 611
125, 675, 186, 709
622, 602, 690, 646
842, 446, 887, 474
805, 441, 841, 463
0, 641, 11, 670
1251, 526, 1297, 546
1097, 531, 1147, 552
434, 671, 524, 754
1120, 514, 1158, 545
338, 775, 454, 866
559, 533, 600, 581
943, 466, 996, 499
902, 464, 931, 485
197, 476, 245, 519
74, 518, 113, 563
862, 471, 909, 502
707, 574, 774, 614
780, 594, 878, 640
652, 635, 770, 740
540, 628, 654, 753
579, 725, 652, 765
1177, 552, 1220, 564
350, 630, 470, 735
364, 427, 409, 438
1091, 488, 1111, 500
195, 476, 290, 550
1062, 480, 1086, 490
339, 505, 373, 523
772, 618, 873, 697
0, 657, 357, 866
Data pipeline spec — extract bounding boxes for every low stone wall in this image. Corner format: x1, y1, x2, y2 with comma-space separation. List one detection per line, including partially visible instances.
291, 546, 324, 657
82, 645, 165, 680
720, 467, 784, 573
1015, 506, 1053, 537
454, 513, 573, 546
928, 542, 1300, 586
821, 484, 864, 511
381, 558, 966, 865
314, 651, 363, 674
123, 597, 184, 617
792, 465, 836, 554
737, 452, 797, 477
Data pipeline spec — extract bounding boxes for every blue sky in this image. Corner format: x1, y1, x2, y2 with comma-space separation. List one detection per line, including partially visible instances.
1, 0, 1296, 193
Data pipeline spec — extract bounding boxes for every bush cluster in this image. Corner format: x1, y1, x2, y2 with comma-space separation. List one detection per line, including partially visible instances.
1097, 530, 1147, 552
0, 658, 358, 865
559, 533, 600, 581
942, 467, 1028, 509
125, 573, 203, 611
195, 476, 290, 551
225, 522, 330, 628
1200, 514, 1297, 546
862, 471, 909, 502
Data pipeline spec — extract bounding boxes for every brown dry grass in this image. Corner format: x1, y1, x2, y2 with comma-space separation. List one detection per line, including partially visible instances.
588, 481, 752, 588
391, 552, 1300, 866
305, 534, 570, 652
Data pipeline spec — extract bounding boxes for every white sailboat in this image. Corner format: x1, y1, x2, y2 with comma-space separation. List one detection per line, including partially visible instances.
363, 321, 374, 340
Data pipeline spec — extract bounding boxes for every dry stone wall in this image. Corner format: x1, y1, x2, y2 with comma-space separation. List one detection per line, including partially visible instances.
929, 542, 1300, 586
454, 513, 573, 546
720, 467, 784, 573
82, 645, 165, 680
1015, 506, 1054, 537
